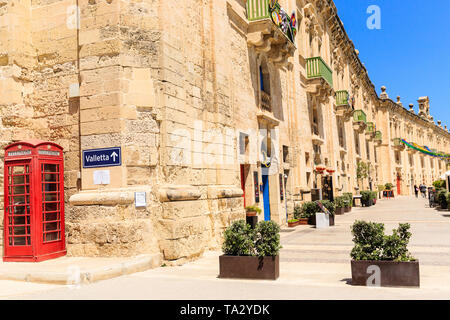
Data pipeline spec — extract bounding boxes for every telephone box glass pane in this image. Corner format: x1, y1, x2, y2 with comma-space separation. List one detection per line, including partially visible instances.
43, 164, 58, 172
41, 163, 61, 243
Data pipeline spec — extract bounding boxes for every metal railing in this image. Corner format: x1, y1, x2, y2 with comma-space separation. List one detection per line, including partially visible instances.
353, 109, 367, 123
260, 91, 271, 111
306, 57, 333, 88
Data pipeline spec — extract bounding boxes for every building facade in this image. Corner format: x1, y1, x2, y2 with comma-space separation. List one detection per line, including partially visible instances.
1, 0, 449, 263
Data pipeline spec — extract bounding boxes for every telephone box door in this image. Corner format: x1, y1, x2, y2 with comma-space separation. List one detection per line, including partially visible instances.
4, 161, 33, 257
39, 161, 65, 255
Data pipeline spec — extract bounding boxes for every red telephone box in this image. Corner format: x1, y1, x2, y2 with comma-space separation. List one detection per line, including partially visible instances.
3, 140, 66, 262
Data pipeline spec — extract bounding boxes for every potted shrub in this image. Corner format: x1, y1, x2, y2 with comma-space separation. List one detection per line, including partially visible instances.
350, 221, 419, 287
245, 205, 261, 217
438, 190, 448, 209
294, 205, 309, 225
219, 220, 281, 280
288, 219, 300, 227
334, 196, 346, 215
343, 192, 353, 212
371, 191, 378, 205
318, 200, 336, 226
384, 183, 394, 198
301, 201, 320, 225
361, 191, 372, 207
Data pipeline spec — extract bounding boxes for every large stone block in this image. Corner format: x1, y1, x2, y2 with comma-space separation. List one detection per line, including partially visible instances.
161, 199, 209, 220
160, 231, 210, 261
158, 216, 208, 240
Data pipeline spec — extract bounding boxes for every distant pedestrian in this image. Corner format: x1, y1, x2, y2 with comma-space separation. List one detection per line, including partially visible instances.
419, 184, 427, 198
414, 185, 419, 198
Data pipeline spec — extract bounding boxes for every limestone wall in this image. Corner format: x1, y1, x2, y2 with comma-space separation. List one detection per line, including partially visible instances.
0, 0, 449, 262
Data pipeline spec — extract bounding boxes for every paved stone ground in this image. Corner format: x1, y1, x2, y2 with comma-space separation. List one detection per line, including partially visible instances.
3, 196, 450, 300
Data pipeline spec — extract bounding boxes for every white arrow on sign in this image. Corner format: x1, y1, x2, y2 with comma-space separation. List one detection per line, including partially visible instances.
111, 151, 118, 162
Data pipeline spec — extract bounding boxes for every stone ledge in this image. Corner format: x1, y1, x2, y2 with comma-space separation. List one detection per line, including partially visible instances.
0, 253, 162, 285
69, 186, 151, 206
207, 185, 243, 199
158, 185, 201, 202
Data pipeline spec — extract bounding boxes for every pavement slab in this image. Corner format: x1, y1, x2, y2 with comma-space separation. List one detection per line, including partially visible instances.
3, 196, 450, 299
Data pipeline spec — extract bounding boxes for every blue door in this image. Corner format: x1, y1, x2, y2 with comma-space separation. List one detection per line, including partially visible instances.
262, 174, 271, 221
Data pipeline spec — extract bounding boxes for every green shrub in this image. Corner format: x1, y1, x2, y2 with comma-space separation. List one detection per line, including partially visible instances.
377, 185, 385, 192
255, 221, 282, 257
288, 219, 299, 223
350, 221, 415, 262
301, 201, 320, 218
370, 191, 377, 201
245, 205, 262, 214
360, 190, 371, 203
438, 190, 448, 209
222, 220, 256, 256
222, 220, 282, 257
446, 193, 450, 209
318, 200, 335, 215
433, 180, 446, 189
293, 205, 302, 219
343, 193, 353, 207
334, 196, 347, 209
385, 183, 394, 191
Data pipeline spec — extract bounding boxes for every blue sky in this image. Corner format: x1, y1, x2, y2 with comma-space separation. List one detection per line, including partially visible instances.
333, 0, 450, 127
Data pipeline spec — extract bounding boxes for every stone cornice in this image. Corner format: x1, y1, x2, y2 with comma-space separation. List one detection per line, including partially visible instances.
381, 98, 450, 138
317, 0, 449, 139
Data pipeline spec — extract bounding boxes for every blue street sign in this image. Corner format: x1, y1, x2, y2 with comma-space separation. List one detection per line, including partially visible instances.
82, 147, 122, 168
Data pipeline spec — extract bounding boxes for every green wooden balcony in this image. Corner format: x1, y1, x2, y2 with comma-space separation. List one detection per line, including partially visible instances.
306, 57, 333, 88
246, 0, 270, 21
246, 0, 296, 45
393, 137, 405, 150
374, 131, 382, 143
336, 90, 349, 106
393, 138, 403, 146
353, 110, 367, 123
366, 122, 375, 133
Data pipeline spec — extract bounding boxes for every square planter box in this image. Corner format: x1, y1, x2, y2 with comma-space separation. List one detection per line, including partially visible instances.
344, 207, 351, 213
351, 260, 420, 288
298, 218, 309, 225
219, 255, 279, 280
335, 207, 345, 215
288, 220, 300, 227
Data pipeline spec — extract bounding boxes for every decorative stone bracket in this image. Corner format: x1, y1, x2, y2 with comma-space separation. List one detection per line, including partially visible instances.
247, 20, 296, 68
306, 78, 334, 103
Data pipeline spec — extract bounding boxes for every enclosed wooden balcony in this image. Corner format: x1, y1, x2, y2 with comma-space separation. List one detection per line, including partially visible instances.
305, 57, 333, 99
246, 0, 296, 67
352, 110, 367, 133
392, 138, 406, 151
365, 122, 375, 140
374, 131, 382, 146
335, 90, 353, 118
